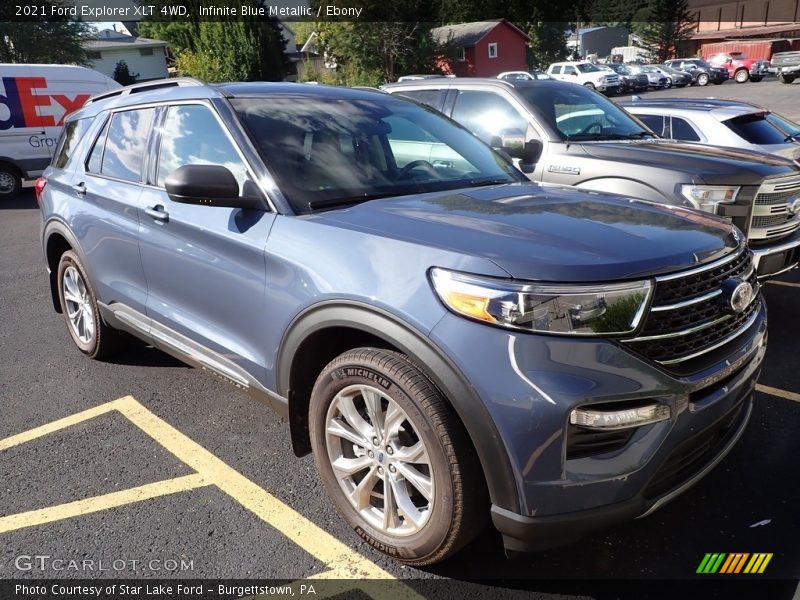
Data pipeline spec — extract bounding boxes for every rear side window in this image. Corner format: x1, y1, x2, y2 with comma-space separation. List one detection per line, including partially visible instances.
54, 118, 91, 169
395, 90, 442, 110
725, 114, 789, 145
101, 108, 156, 182
670, 117, 701, 142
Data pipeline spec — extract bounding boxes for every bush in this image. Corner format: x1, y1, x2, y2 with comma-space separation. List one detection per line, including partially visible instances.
112, 60, 138, 85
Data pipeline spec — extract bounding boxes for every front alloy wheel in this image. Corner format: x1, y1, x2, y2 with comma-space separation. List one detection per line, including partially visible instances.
309, 348, 487, 565
697, 72, 710, 86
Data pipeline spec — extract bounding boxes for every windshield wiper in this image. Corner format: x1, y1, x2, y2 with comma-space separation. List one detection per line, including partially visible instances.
307, 192, 394, 212
467, 177, 514, 187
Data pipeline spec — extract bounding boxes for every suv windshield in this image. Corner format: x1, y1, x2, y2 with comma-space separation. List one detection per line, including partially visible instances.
231, 95, 523, 212
516, 85, 652, 141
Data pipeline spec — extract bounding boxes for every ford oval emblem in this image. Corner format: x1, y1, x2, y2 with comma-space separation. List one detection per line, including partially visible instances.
721, 278, 753, 314
788, 195, 800, 216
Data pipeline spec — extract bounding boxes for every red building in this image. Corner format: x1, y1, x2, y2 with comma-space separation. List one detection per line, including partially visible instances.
432, 20, 530, 77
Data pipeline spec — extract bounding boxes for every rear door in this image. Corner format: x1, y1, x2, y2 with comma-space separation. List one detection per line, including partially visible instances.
137, 101, 276, 384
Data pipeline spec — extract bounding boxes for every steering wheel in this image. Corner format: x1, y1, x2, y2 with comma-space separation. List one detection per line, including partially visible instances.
396, 160, 439, 180
578, 121, 603, 135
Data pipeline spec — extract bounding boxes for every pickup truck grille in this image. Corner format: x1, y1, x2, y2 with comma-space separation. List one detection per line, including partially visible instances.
749, 177, 800, 241
623, 247, 761, 369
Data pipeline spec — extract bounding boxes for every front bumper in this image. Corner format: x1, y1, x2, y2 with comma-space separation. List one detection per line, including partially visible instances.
429, 298, 767, 552
752, 229, 800, 279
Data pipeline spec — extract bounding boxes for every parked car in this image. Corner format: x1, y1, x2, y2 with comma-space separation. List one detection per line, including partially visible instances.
497, 70, 551, 81
383, 77, 800, 278
605, 63, 648, 92
41, 79, 768, 565
546, 61, 621, 94
620, 97, 800, 162
0, 63, 119, 198
664, 58, 729, 86
651, 64, 693, 87
707, 52, 769, 83
626, 65, 670, 89
770, 51, 800, 84
396, 74, 447, 82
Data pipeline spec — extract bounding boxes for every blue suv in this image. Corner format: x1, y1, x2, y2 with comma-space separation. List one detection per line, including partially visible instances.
39, 80, 767, 565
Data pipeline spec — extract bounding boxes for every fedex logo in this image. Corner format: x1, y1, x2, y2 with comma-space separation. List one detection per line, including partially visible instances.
0, 77, 89, 130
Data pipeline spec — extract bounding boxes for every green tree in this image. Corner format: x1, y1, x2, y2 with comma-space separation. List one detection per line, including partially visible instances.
0, 1, 91, 64
112, 60, 139, 85
632, 0, 696, 62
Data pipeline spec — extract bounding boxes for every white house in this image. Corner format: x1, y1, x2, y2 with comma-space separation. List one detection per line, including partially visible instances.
85, 29, 168, 82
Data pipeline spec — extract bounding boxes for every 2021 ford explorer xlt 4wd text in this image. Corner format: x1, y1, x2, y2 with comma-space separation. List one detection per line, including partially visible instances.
40, 80, 767, 564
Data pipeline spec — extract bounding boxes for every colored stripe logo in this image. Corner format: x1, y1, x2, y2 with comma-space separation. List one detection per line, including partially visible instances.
697, 552, 773, 574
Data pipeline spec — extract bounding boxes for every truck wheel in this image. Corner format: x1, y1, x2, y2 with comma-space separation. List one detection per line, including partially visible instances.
583, 82, 596, 90
697, 73, 710, 86
309, 348, 488, 565
0, 163, 22, 198
780, 74, 795, 84
734, 69, 749, 83
57, 250, 124, 359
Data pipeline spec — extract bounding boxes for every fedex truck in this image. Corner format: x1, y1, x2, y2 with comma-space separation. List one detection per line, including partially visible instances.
0, 64, 120, 198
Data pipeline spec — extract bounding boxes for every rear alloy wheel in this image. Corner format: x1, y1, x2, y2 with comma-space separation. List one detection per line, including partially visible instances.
697, 72, 710, 86
734, 69, 749, 83
0, 163, 21, 198
57, 250, 123, 359
309, 348, 487, 565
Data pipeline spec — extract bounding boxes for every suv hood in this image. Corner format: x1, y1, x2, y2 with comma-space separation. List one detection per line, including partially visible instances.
579, 139, 798, 183
315, 183, 740, 282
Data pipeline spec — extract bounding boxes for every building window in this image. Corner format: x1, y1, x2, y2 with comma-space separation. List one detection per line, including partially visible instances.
87, 51, 101, 60
458, 47, 465, 62
139, 47, 154, 56
488, 43, 498, 59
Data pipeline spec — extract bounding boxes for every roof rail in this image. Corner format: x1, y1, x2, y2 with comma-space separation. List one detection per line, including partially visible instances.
85, 77, 205, 105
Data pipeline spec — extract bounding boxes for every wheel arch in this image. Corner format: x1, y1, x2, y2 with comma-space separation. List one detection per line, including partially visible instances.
277, 301, 521, 513
42, 220, 86, 313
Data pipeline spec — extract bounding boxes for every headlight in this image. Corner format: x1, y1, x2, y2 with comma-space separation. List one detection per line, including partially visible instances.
679, 184, 740, 213
430, 268, 652, 335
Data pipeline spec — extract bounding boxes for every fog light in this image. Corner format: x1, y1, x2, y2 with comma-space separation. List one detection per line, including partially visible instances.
570, 403, 670, 430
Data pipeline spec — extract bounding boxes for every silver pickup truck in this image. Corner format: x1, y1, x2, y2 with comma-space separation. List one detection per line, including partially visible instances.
770, 51, 800, 84
383, 78, 800, 279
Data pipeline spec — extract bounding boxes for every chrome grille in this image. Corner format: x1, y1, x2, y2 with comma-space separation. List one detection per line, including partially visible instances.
750, 177, 800, 241
752, 214, 798, 228
623, 248, 761, 368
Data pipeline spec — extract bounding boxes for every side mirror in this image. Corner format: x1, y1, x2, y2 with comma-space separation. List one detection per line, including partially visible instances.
570, 71, 578, 76
490, 132, 542, 173
165, 165, 261, 209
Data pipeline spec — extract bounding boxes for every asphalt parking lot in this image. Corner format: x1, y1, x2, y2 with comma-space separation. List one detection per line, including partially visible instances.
1, 79, 799, 599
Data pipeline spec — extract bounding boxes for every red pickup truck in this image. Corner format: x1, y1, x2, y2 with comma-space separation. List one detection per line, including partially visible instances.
707, 52, 770, 83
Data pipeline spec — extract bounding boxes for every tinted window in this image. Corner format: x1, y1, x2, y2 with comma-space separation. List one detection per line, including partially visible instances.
86, 117, 110, 175
157, 104, 249, 190
451, 90, 529, 144
395, 90, 441, 110
725, 114, 790, 145
54, 118, 91, 169
563, 66, 576, 75
101, 108, 155, 182
670, 117, 701, 142
636, 114, 666, 136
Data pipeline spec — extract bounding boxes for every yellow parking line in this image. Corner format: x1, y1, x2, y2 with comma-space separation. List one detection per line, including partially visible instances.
0, 399, 124, 451
0, 473, 209, 534
766, 280, 800, 288
756, 384, 800, 403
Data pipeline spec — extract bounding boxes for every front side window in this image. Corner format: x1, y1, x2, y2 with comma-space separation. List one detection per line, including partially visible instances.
670, 117, 701, 142
451, 90, 529, 144
232, 95, 523, 213
563, 66, 576, 75
157, 104, 249, 191
576, 63, 600, 73
635, 114, 666, 137
100, 108, 156, 182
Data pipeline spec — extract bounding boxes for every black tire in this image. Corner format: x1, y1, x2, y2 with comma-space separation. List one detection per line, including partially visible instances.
309, 348, 488, 565
750, 76, 763, 82
663, 79, 672, 89
56, 250, 124, 359
697, 73, 710, 86
734, 69, 749, 83
780, 74, 795, 84
583, 82, 595, 90
0, 162, 22, 198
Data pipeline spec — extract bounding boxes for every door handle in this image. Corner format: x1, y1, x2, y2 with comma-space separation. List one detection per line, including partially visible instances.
72, 182, 86, 196
145, 205, 169, 223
